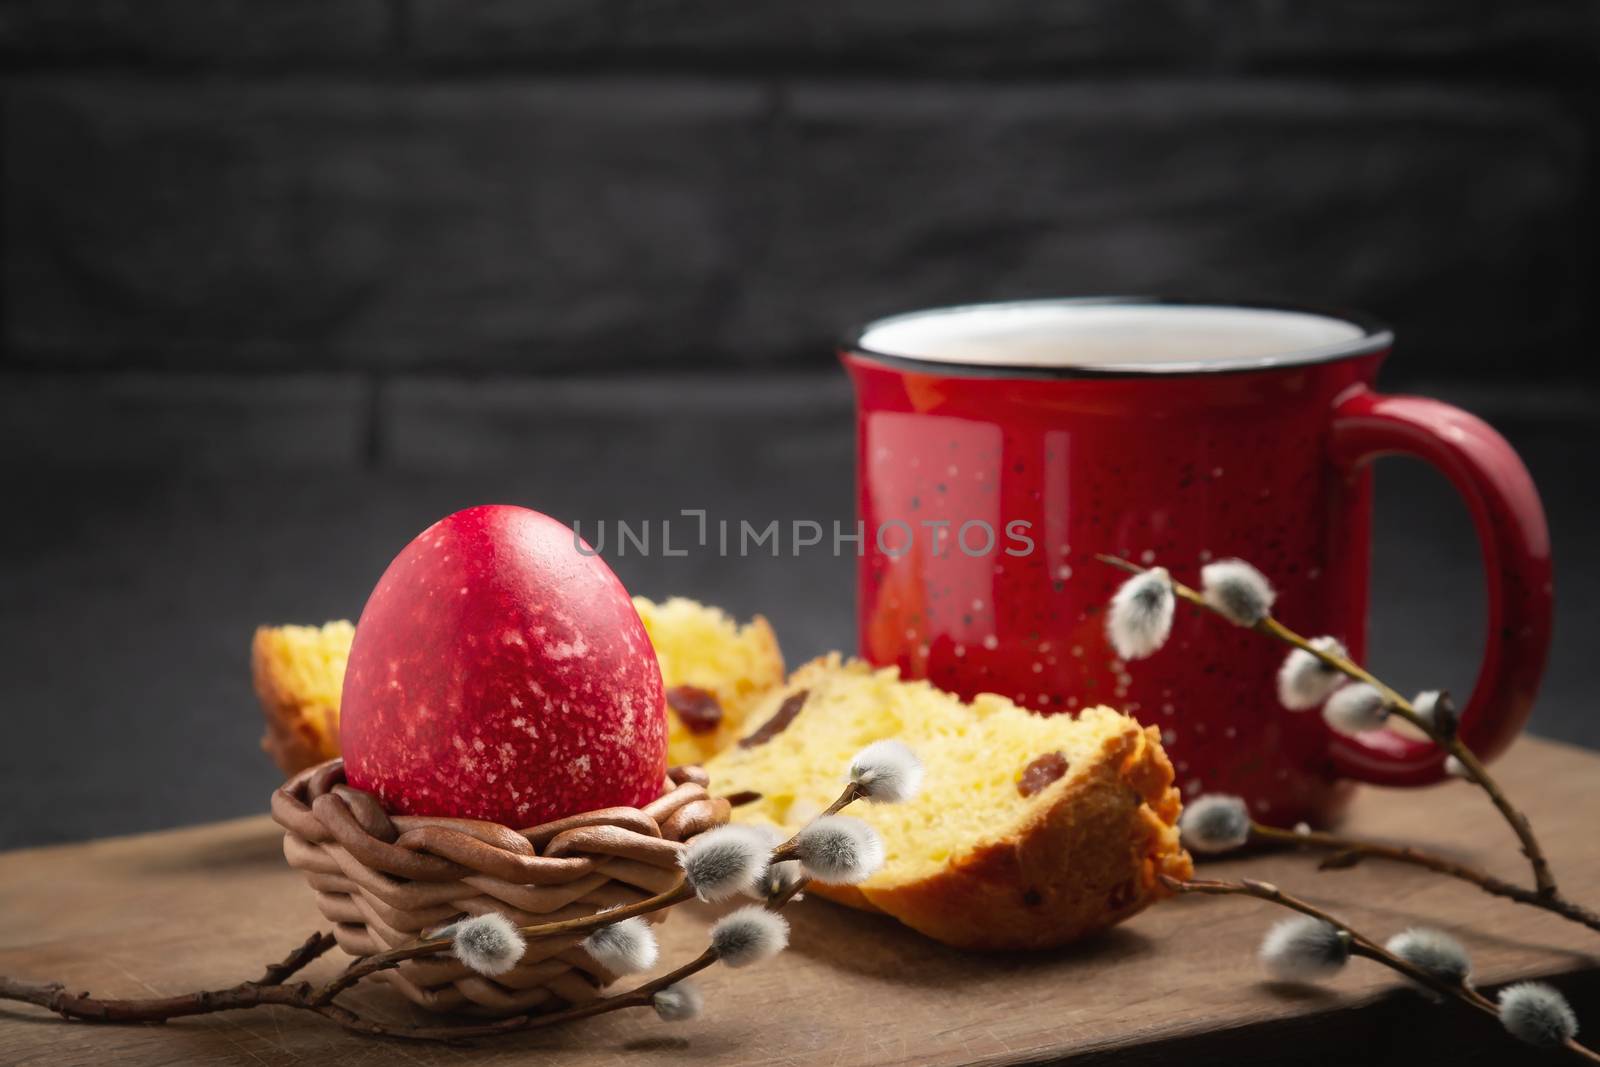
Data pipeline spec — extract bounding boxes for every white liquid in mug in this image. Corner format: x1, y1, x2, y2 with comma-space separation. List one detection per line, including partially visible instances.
856, 302, 1371, 374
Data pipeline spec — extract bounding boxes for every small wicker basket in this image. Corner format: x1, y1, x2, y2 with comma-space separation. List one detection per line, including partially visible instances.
271, 760, 728, 1016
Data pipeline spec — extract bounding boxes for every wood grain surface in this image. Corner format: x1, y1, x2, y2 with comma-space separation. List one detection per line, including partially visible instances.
2, 736, 1598, 1066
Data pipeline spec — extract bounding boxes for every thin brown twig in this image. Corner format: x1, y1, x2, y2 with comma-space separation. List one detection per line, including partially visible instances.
1165, 875, 1600, 1063
1097, 554, 1558, 897
820, 782, 865, 818
0, 973, 306, 1025
1249, 822, 1600, 933
255, 930, 338, 986
0, 940, 524, 1043
470, 947, 725, 1039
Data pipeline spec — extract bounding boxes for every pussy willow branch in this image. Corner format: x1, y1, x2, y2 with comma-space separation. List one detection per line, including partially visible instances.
0, 782, 858, 1043
1249, 822, 1600, 933
315, 785, 844, 1040
319, 783, 870, 1002
1259, 616, 1555, 897
313, 881, 698, 1005
324, 790, 851, 1017
1098, 554, 1557, 898
1165, 875, 1600, 1063
348, 850, 824, 1041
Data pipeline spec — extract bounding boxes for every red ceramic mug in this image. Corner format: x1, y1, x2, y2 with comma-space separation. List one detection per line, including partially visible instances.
841, 298, 1552, 828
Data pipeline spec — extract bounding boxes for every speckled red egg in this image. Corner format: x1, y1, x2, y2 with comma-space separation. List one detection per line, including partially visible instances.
339, 505, 667, 825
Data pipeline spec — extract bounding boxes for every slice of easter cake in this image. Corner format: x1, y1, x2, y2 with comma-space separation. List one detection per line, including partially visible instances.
704, 655, 1191, 950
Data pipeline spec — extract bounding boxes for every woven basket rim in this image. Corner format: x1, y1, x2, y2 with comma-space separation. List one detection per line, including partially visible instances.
272, 760, 729, 1016
272, 760, 722, 878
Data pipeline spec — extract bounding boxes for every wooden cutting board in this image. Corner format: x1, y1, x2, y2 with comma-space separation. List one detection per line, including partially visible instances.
2, 736, 1598, 1067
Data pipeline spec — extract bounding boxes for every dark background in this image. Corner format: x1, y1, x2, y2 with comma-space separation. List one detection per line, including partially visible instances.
1, 3, 1597, 848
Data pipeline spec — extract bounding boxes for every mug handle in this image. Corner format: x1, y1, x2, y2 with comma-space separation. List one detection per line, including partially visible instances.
1324, 385, 1553, 786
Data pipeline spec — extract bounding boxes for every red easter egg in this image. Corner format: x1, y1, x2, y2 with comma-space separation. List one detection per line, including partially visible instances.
339, 505, 666, 825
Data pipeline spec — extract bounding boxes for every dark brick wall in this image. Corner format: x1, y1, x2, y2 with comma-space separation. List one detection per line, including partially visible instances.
2, 2, 1598, 467
5, 5, 1600, 845
9, 2, 1593, 73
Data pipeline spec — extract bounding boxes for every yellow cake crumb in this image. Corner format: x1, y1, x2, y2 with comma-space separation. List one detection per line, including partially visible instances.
252, 621, 354, 773
633, 596, 786, 766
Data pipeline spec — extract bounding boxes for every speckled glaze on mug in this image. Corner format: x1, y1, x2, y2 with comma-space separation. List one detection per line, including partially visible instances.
842, 298, 1551, 828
